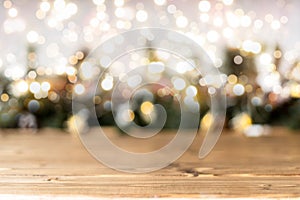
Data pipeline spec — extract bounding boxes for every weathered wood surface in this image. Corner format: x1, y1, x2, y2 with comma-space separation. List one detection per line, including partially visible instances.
0, 127, 300, 198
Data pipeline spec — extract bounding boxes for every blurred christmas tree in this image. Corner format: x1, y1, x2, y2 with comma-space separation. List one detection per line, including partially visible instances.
1, 42, 300, 132
222, 47, 271, 126
0, 45, 87, 128
221, 43, 300, 132
94, 44, 201, 131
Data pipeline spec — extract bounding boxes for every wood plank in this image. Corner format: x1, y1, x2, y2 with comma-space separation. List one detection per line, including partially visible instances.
0, 127, 300, 198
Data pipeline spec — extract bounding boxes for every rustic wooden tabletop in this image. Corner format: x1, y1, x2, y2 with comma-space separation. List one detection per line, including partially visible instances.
0, 127, 299, 199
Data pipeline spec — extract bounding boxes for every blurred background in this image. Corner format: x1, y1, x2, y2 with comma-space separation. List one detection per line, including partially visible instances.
1, 0, 300, 136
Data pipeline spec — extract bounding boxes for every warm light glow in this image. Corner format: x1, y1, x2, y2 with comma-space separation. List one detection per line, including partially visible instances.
0, 0, 299, 133
273, 50, 282, 59
201, 112, 213, 131
122, 109, 135, 122
48, 91, 59, 102
264, 14, 273, 23
231, 112, 252, 132
69, 55, 78, 65
141, 101, 154, 115
36, 10, 46, 20
1, 93, 9, 102
290, 83, 300, 98
228, 74, 238, 84
76, 51, 84, 60
3, 0, 12, 9
16, 80, 29, 94
67, 114, 86, 134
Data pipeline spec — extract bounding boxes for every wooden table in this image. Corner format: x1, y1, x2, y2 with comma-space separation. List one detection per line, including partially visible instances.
0, 127, 300, 199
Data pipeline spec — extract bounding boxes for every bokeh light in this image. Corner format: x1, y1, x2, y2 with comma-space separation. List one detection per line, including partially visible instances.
0, 0, 299, 132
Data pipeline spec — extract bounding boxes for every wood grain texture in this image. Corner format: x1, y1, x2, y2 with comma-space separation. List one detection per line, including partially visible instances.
0, 127, 300, 198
